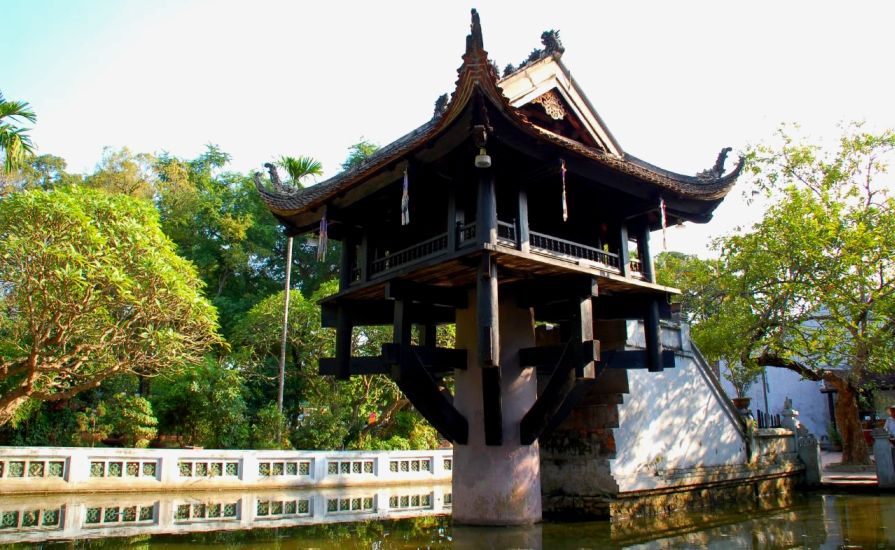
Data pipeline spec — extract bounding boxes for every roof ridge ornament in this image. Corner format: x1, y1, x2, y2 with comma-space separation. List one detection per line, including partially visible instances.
467, 9, 484, 54
696, 147, 733, 180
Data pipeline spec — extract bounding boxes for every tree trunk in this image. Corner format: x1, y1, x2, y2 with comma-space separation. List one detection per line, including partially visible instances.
0, 393, 29, 426
825, 374, 870, 465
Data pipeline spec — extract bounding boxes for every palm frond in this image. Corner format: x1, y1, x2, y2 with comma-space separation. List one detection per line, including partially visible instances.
278, 156, 323, 188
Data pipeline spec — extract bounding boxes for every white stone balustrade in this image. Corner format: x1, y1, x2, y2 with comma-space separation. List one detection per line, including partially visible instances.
0, 447, 453, 494
0, 483, 452, 544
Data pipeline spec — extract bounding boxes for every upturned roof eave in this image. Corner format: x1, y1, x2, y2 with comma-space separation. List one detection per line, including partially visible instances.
256, 9, 743, 221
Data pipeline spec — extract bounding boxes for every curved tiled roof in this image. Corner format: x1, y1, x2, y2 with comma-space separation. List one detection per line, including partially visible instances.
257, 9, 741, 217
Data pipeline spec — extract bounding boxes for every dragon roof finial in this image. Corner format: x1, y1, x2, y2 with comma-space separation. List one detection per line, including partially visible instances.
697, 147, 734, 180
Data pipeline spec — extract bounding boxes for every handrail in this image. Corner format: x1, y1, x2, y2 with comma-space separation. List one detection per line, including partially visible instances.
529, 230, 620, 269
689, 341, 748, 442
370, 233, 448, 276
496, 221, 516, 245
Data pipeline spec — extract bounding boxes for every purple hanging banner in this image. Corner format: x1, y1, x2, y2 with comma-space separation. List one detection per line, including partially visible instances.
560, 159, 568, 222
317, 211, 328, 261
401, 167, 410, 226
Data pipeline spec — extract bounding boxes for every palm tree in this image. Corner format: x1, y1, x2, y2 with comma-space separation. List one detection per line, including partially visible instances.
273, 156, 323, 420
0, 92, 37, 173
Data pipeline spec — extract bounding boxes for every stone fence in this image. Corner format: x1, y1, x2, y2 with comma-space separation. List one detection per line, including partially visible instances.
0, 447, 453, 494
0, 483, 452, 544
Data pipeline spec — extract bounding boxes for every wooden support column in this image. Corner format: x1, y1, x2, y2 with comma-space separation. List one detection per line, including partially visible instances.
618, 223, 631, 278
446, 184, 458, 252
339, 234, 356, 291
517, 188, 530, 252
335, 306, 352, 380
477, 251, 502, 445
644, 298, 663, 372
358, 234, 368, 283
476, 170, 497, 246
636, 223, 655, 283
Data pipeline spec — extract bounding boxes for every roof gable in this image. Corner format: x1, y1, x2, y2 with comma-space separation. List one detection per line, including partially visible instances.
499, 55, 623, 157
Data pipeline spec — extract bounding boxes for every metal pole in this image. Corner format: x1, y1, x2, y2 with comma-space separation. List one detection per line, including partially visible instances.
277, 236, 293, 441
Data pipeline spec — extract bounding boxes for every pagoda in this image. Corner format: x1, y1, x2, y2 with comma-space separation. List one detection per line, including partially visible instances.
256, 10, 741, 525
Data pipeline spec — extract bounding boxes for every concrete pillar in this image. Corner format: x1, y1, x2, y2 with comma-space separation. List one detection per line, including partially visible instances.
872, 428, 895, 488
452, 291, 542, 525
797, 433, 822, 486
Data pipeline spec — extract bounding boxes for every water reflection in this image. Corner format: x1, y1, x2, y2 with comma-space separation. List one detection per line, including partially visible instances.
1, 492, 894, 548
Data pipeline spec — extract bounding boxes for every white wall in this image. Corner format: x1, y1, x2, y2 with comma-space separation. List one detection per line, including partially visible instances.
610, 322, 749, 492
719, 364, 830, 442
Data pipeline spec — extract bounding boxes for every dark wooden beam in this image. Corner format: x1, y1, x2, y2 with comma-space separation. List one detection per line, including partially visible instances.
446, 183, 458, 253
321, 300, 455, 328
477, 251, 499, 367
600, 349, 676, 370
335, 306, 352, 380
513, 276, 598, 308
520, 339, 599, 445
319, 344, 468, 377
644, 298, 663, 372
533, 294, 671, 323
393, 352, 469, 444
384, 280, 468, 309
339, 234, 356, 292
575, 295, 595, 379
618, 223, 631, 278
517, 188, 530, 252
519, 341, 599, 374
636, 223, 655, 283
382, 344, 467, 373
476, 169, 497, 246
319, 356, 389, 376
358, 234, 369, 283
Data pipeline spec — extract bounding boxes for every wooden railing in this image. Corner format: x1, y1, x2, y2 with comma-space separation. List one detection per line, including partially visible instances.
529, 231, 620, 269
370, 233, 449, 277
496, 221, 517, 245
353, 220, 646, 284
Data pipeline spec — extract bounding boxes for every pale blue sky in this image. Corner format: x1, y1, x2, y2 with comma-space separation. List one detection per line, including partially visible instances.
4, 1, 894, 255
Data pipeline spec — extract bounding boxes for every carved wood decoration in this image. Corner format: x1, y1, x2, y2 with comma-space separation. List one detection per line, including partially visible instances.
531, 90, 566, 121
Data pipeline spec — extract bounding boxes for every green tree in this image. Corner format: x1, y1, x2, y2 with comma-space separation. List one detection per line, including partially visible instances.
156, 146, 284, 336
85, 146, 156, 199
341, 139, 379, 171
666, 125, 895, 464
150, 358, 248, 448
0, 153, 83, 195
0, 186, 221, 425
0, 91, 36, 173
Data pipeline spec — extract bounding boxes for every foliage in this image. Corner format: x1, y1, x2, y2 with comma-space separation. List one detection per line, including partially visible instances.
279, 156, 322, 187
0, 153, 83, 195
85, 147, 156, 199
155, 146, 288, 335
0, 91, 37, 173
250, 403, 291, 449
150, 358, 249, 448
74, 393, 158, 448
665, 124, 895, 464
0, 186, 221, 425
340, 139, 380, 171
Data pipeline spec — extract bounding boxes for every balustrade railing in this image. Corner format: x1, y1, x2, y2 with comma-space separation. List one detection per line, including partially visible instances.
496, 221, 517, 245
629, 258, 643, 274
369, 233, 448, 277
458, 222, 476, 247
529, 231, 620, 269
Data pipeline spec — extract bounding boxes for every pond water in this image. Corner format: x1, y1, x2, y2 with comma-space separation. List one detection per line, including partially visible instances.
1, 489, 893, 549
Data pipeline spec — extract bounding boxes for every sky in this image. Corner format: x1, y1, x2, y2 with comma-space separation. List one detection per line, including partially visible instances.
3, 0, 895, 256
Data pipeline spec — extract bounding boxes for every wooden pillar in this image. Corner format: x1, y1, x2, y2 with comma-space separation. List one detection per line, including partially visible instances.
358, 234, 368, 283
476, 170, 497, 246
335, 306, 352, 380
446, 184, 458, 252
644, 298, 662, 372
618, 223, 631, 277
574, 295, 595, 379
392, 298, 413, 381
636, 223, 655, 283
517, 188, 530, 252
339, 235, 356, 291
478, 250, 502, 445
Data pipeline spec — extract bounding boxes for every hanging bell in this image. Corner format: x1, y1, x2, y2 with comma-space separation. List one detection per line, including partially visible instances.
475, 147, 492, 168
